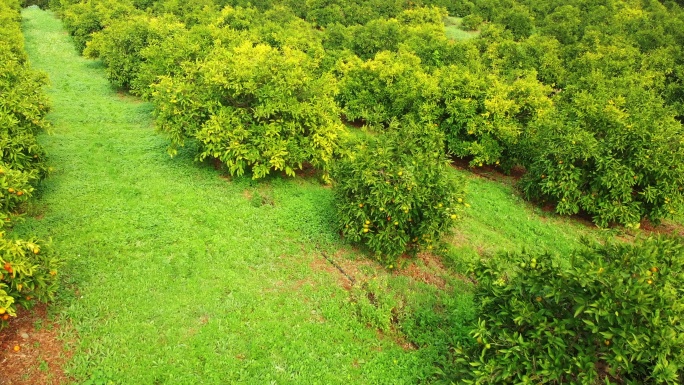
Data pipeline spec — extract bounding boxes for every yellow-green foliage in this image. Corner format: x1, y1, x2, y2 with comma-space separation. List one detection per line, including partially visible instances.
0, 0, 50, 223
0, 234, 61, 330
464, 237, 684, 383
332, 121, 465, 264
0, 0, 61, 331
153, 41, 345, 180
84, 13, 186, 91
438, 67, 553, 167
337, 50, 439, 127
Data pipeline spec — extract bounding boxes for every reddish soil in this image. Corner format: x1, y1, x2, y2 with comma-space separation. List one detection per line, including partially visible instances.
0, 304, 72, 385
450, 157, 525, 185
309, 250, 376, 290
639, 218, 684, 238
394, 253, 449, 289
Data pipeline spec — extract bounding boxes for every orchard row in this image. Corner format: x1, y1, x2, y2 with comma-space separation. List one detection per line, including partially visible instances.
0, 0, 60, 330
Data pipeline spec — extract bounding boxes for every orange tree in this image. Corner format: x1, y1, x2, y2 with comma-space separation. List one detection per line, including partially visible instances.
462, 236, 684, 384
519, 42, 684, 227
332, 121, 465, 266
1, 0, 50, 221
152, 41, 344, 180
0, 0, 61, 331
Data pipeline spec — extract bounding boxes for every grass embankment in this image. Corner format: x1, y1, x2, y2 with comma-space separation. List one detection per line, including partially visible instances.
15, 7, 598, 384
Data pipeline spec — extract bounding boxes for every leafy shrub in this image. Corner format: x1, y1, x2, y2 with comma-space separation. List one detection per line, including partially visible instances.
337, 50, 439, 127
0, 0, 50, 220
462, 237, 684, 384
152, 41, 344, 180
396, 5, 446, 25
0, 165, 34, 220
494, 5, 534, 40
437, 66, 553, 167
0, 0, 59, 331
84, 14, 186, 91
520, 75, 684, 227
0, 235, 61, 330
346, 18, 403, 60
60, 0, 139, 53
460, 14, 483, 31
332, 121, 465, 265
134, 24, 214, 100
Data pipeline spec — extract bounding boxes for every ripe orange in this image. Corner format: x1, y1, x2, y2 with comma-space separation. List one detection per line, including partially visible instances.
7, 188, 15, 193
650, 267, 658, 273
13, 345, 20, 352
16, 191, 23, 196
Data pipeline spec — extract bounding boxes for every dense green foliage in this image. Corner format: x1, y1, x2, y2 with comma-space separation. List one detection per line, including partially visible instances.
0, 0, 49, 224
464, 237, 684, 384
84, 13, 185, 91
337, 51, 438, 127
0, 0, 60, 331
332, 123, 465, 264
152, 41, 344, 179
0, 235, 61, 329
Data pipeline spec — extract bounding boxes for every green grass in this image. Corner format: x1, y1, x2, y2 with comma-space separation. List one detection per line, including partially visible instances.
453, 172, 602, 256
443, 16, 479, 41
15, 7, 602, 385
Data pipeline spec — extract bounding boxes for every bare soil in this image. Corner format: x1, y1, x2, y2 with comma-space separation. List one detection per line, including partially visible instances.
0, 304, 72, 385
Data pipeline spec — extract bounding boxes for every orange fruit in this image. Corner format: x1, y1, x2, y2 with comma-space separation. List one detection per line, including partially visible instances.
7, 188, 15, 193
16, 191, 23, 196
13, 345, 20, 352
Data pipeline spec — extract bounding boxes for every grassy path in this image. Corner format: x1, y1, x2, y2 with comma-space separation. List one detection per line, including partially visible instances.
18, 8, 432, 384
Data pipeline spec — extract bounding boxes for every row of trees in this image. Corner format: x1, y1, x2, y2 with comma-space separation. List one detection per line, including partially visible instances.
52, 0, 684, 231
1, 0, 61, 330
